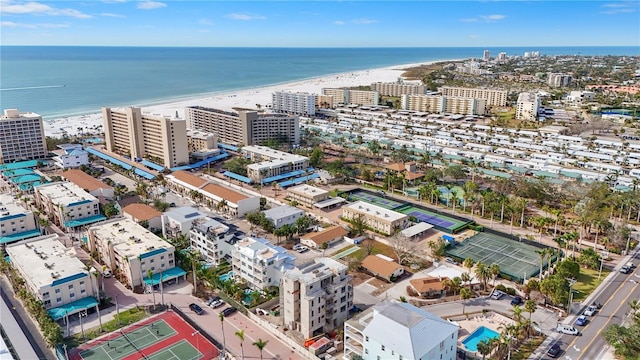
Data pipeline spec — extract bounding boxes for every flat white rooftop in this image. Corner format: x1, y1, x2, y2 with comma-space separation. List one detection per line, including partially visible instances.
288, 184, 328, 197
345, 201, 408, 222
90, 218, 173, 259
242, 145, 308, 162
36, 182, 97, 207
6, 235, 87, 289
0, 192, 32, 218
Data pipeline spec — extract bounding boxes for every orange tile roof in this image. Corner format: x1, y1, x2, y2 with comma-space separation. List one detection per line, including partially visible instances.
171, 170, 208, 189
122, 203, 162, 221
62, 169, 112, 191
385, 163, 406, 172
405, 171, 425, 181
409, 276, 447, 293
303, 226, 348, 246
202, 183, 248, 204
361, 255, 404, 280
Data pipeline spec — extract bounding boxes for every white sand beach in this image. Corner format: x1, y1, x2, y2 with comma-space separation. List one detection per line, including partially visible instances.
42, 60, 449, 138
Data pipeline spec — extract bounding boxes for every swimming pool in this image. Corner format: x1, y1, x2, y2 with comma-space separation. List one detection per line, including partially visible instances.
219, 271, 234, 282
461, 326, 499, 352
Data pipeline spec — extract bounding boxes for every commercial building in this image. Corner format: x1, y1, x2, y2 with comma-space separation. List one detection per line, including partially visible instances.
34, 182, 104, 229
322, 89, 379, 106
0, 109, 47, 164
272, 91, 317, 116
281, 257, 353, 338
0, 192, 39, 245
122, 203, 162, 232
516, 92, 541, 121
263, 205, 305, 229
161, 206, 208, 239
166, 171, 260, 218
344, 300, 458, 360
102, 107, 189, 168
185, 106, 300, 146
286, 184, 329, 207
61, 169, 114, 199
53, 144, 89, 169
342, 201, 409, 236
242, 145, 309, 182
6, 235, 99, 318
300, 226, 348, 249
401, 95, 486, 115
189, 217, 244, 266
232, 237, 295, 290
87, 218, 182, 289
370, 82, 426, 97
438, 86, 507, 107
548, 73, 573, 88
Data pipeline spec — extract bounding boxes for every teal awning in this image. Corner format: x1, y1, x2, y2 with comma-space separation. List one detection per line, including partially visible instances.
47, 296, 98, 320
0, 229, 42, 244
143, 267, 187, 285
64, 214, 106, 228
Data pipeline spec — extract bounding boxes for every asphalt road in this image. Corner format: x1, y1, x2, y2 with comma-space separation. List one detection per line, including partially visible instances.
548, 251, 640, 360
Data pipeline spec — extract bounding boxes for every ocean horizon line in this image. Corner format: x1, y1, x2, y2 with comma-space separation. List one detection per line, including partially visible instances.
2, 45, 639, 50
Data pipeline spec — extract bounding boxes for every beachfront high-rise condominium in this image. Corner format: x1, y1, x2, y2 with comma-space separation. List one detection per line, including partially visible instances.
548, 73, 573, 88
281, 257, 353, 338
516, 92, 541, 121
102, 107, 189, 168
6, 235, 99, 317
0, 192, 39, 245
242, 145, 309, 182
321, 89, 379, 106
272, 91, 317, 116
438, 86, 507, 107
497, 52, 508, 62
34, 182, 104, 230
185, 106, 300, 147
401, 95, 486, 115
371, 82, 426, 97
87, 218, 182, 289
483, 49, 491, 61
0, 109, 47, 164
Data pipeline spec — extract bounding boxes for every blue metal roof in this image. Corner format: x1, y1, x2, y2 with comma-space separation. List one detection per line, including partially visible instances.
170, 152, 229, 171
85, 148, 133, 170
134, 168, 156, 180
261, 169, 308, 185
0, 160, 41, 171
223, 171, 252, 184
218, 143, 239, 151
64, 214, 107, 228
67, 199, 92, 207
52, 272, 87, 287
47, 296, 98, 320
278, 173, 320, 188
143, 266, 187, 285
0, 228, 41, 244
2, 168, 35, 178
0, 213, 26, 222
140, 159, 165, 171
140, 247, 167, 260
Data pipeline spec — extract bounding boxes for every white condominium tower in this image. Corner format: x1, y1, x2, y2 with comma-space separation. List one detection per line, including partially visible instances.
272, 91, 316, 116
0, 109, 47, 164
438, 86, 507, 107
515, 92, 541, 121
102, 107, 189, 168
370, 82, 426, 97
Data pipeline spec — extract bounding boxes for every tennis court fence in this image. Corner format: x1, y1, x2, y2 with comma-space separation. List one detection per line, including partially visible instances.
169, 304, 224, 355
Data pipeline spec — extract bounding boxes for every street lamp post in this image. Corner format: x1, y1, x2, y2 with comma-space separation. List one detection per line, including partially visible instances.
191, 331, 200, 353
115, 295, 121, 326
79, 311, 86, 341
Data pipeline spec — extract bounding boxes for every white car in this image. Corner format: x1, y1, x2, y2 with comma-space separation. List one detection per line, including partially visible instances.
103, 269, 112, 278
491, 290, 505, 300
583, 305, 597, 317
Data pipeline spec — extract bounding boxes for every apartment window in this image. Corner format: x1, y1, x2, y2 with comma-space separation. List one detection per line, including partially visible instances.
80, 289, 86, 294
365, 349, 368, 355
381, 345, 385, 351
70, 293, 75, 298
44, 300, 51, 306
43, 292, 49, 297
399, 356, 403, 360
377, 356, 380, 360
365, 336, 369, 342
80, 281, 84, 285
56, 297, 62, 303
150, 259, 154, 263
55, 289, 60, 294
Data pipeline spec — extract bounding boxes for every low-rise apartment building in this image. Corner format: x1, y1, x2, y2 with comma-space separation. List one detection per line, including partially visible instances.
342, 201, 409, 236
300, 226, 348, 249
34, 182, 104, 229
0, 192, 39, 245
0, 109, 47, 164
185, 106, 300, 146
61, 169, 114, 198
286, 184, 329, 207
322, 89, 379, 106
87, 218, 182, 289
263, 205, 305, 229
190, 217, 244, 266
232, 237, 295, 290
272, 91, 316, 116
53, 144, 89, 169
401, 95, 486, 115
122, 203, 162, 232
344, 300, 458, 360
281, 257, 353, 338
6, 235, 99, 319
242, 145, 309, 182
161, 206, 208, 239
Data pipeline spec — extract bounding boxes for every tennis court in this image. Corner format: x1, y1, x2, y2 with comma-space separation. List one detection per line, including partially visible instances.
446, 232, 549, 282
346, 190, 405, 210
395, 205, 471, 233
70, 311, 218, 360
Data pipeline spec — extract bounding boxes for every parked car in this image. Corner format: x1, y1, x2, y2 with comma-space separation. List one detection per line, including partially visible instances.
445, 257, 457, 265
620, 265, 632, 274
591, 301, 603, 309
547, 343, 562, 358
103, 269, 112, 278
510, 296, 523, 306
211, 299, 225, 308
296, 246, 309, 253
575, 315, 588, 326
189, 303, 204, 315
222, 307, 237, 317
556, 324, 580, 335
583, 305, 597, 317
206, 296, 220, 306
491, 290, 505, 300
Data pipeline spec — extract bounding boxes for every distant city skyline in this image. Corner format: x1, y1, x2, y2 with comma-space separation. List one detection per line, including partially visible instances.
1, 0, 639, 47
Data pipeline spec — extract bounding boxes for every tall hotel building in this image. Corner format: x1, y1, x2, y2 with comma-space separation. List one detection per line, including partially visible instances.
438, 86, 507, 107
185, 106, 299, 147
515, 92, 540, 121
272, 91, 316, 116
0, 109, 47, 164
401, 95, 486, 115
102, 107, 189, 168
371, 82, 426, 97
548, 73, 573, 88
321, 89, 379, 106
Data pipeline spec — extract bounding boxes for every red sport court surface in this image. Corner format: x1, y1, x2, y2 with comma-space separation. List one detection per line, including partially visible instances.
69, 311, 219, 360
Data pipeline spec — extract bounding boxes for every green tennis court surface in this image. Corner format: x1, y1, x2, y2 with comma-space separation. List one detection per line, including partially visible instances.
146, 339, 201, 360
346, 190, 405, 209
446, 232, 549, 282
395, 205, 471, 233
79, 320, 176, 360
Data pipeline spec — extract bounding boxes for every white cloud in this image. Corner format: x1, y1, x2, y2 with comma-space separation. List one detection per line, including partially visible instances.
198, 29, 210, 33
225, 13, 266, 21
601, 1, 638, 14
459, 18, 478, 23
351, 18, 377, 24
198, 18, 213, 26
1, 20, 70, 28
460, 14, 506, 23
469, 34, 479, 39
100, 12, 126, 18
0, 1, 92, 18
333, 20, 345, 25
137, 1, 166, 10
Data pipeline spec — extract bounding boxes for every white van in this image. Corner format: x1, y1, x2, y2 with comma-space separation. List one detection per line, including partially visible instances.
556, 324, 579, 335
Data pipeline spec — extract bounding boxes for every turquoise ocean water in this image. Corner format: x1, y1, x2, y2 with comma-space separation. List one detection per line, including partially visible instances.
1, 46, 637, 119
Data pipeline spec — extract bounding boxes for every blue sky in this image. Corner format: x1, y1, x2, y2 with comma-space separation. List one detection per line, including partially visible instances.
1, 0, 639, 47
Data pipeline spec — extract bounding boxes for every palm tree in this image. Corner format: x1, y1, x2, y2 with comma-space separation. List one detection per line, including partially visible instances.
147, 269, 156, 310
490, 264, 501, 288
536, 249, 548, 281
235, 329, 245, 360
252, 338, 269, 360
460, 288, 472, 314
474, 262, 490, 291
524, 299, 537, 338
219, 313, 227, 357
477, 339, 493, 360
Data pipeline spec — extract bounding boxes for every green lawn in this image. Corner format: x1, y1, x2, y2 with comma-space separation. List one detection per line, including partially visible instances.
572, 267, 611, 302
